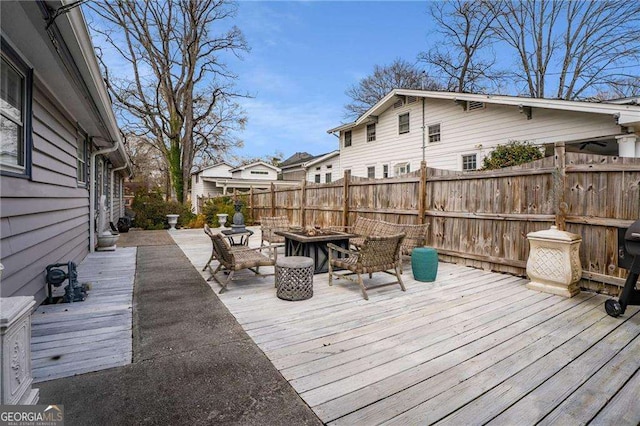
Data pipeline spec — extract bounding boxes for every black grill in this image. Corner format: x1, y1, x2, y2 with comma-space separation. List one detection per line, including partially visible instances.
605, 220, 640, 317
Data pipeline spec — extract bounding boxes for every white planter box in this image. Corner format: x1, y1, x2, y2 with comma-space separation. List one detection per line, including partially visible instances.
1, 296, 39, 405
526, 226, 582, 298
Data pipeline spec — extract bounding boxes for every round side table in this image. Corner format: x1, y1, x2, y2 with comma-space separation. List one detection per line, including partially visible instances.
276, 256, 314, 301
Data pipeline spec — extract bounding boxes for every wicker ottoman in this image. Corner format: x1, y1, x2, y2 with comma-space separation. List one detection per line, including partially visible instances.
275, 256, 314, 301
411, 247, 438, 282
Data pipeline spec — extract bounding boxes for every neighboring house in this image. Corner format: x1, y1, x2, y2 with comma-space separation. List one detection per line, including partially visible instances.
306, 151, 340, 184
279, 152, 313, 181
191, 161, 296, 213
279, 151, 341, 183
1, 1, 132, 303
328, 89, 640, 177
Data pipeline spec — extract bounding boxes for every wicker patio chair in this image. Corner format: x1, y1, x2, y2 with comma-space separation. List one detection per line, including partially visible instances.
327, 232, 406, 300
260, 216, 290, 253
203, 224, 250, 278
208, 232, 277, 293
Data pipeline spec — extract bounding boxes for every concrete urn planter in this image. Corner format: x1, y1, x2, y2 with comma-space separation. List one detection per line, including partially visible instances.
167, 214, 179, 231
526, 226, 582, 298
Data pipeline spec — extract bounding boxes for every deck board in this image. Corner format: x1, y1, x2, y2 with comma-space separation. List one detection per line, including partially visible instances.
30, 247, 136, 383
172, 228, 640, 425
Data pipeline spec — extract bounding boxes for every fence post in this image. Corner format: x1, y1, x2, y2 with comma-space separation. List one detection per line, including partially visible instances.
418, 161, 427, 224
300, 179, 306, 227
249, 186, 253, 222
342, 170, 350, 229
270, 183, 276, 216
554, 142, 567, 231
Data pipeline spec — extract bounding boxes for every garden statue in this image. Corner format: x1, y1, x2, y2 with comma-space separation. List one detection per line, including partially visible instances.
231, 198, 246, 232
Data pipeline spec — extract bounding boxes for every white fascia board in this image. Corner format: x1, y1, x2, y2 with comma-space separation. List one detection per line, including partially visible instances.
394, 89, 640, 127
327, 122, 357, 134
304, 151, 339, 168
230, 161, 281, 172
63, 2, 132, 171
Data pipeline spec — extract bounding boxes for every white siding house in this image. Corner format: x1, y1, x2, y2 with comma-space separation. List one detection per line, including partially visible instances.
329, 90, 640, 177
306, 151, 340, 183
191, 161, 296, 213
1, 1, 132, 303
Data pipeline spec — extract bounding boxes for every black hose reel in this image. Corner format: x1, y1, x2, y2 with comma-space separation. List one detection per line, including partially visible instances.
45, 261, 88, 304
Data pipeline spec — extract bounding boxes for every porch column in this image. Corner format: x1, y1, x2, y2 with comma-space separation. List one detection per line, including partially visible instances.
616, 134, 639, 157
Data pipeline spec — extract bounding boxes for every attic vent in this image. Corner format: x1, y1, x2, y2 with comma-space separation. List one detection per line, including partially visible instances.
407, 96, 418, 104
393, 98, 404, 109
468, 101, 485, 111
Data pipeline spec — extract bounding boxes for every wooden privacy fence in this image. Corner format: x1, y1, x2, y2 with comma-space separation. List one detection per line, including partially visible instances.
248, 144, 640, 292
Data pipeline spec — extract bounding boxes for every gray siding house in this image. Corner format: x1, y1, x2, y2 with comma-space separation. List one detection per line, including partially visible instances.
1, 1, 132, 304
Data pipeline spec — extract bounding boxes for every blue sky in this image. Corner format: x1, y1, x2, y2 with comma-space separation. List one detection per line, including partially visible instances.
227, 1, 432, 161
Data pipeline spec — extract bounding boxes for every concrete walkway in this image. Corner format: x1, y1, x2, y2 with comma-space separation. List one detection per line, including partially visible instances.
37, 231, 321, 425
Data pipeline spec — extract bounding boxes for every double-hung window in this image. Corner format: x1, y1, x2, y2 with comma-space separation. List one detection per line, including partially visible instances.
314, 174, 321, 183
325, 172, 332, 183
428, 123, 441, 142
1, 39, 33, 176
398, 113, 410, 134
344, 130, 352, 147
367, 166, 375, 179
366, 123, 376, 142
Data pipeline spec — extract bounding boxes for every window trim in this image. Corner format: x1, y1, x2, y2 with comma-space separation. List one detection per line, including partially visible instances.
398, 112, 410, 134
367, 165, 375, 179
366, 123, 376, 142
462, 153, 478, 171
314, 174, 321, 183
383, 164, 389, 178
428, 123, 441, 143
1, 37, 33, 178
344, 130, 352, 147
77, 130, 88, 185
325, 172, 332, 183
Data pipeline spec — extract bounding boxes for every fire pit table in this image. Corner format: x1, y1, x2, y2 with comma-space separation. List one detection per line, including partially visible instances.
274, 229, 356, 274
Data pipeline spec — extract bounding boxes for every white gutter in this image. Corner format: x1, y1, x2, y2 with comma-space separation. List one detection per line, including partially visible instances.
110, 162, 129, 223
90, 140, 120, 252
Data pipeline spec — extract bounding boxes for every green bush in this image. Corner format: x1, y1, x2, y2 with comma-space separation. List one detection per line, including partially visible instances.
131, 189, 195, 230
201, 195, 253, 227
481, 140, 544, 170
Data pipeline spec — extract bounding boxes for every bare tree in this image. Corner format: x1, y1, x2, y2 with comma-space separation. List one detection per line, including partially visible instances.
88, 0, 249, 203
344, 59, 441, 119
419, 0, 504, 93
496, 0, 640, 99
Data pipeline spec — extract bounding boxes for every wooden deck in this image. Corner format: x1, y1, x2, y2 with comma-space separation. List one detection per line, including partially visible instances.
30, 247, 136, 383
173, 228, 640, 425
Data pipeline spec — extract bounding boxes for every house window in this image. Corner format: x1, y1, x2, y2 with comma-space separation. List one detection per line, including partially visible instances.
314, 174, 321, 183
326, 164, 332, 169
398, 113, 410, 134
77, 132, 88, 184
462, 154, 477, 171
428, 123, 441, 142
383, 164, 389, 178
315, 166, 321, 171
367, 166, 375, 179
1, 39, 33, 177
250, 170, 269, 175
394, 162, 410, 175
344, 130, 352, 147
325, 172, 332, 183
367, 123, 376, 142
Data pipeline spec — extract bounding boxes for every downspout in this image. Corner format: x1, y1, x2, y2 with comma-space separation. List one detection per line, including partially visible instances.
110, 163, 129, 224
90, 139, 120, 252
422, 98, 426, 162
